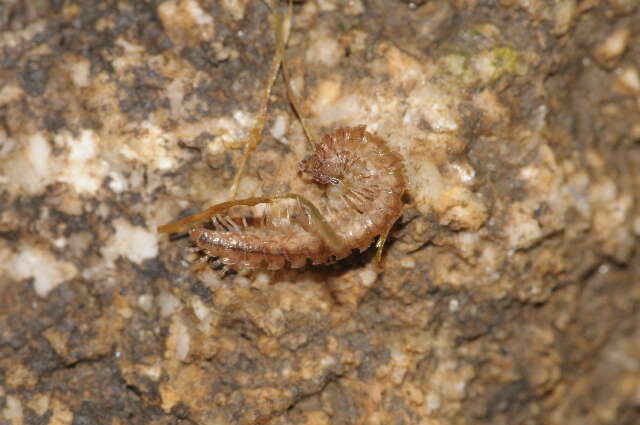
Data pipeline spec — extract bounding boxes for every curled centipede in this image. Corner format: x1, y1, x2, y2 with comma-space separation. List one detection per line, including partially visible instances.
158, 2, 406, 270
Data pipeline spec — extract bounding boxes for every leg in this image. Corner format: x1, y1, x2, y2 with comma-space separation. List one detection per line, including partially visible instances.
279, 2, 319, 148
190, 249, 214, 275
228, 1, 292, 199
375, 224, 394, 264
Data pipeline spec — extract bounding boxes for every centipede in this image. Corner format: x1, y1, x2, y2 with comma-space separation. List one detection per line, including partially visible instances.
158, 1, 406, 270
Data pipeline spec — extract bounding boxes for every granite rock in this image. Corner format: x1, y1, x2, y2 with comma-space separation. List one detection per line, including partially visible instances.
1, 1, 639, 424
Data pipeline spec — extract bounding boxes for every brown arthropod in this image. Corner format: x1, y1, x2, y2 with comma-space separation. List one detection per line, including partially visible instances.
158, 2, 406, 270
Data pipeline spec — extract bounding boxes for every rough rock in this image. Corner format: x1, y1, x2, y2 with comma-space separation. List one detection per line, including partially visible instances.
1, 1, 639, 424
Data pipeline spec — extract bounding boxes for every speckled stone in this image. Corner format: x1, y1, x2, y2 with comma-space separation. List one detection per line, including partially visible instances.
1, 1, 639, 425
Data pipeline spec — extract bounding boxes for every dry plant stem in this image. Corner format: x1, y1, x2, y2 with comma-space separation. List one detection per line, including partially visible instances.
227, 3, 291, 199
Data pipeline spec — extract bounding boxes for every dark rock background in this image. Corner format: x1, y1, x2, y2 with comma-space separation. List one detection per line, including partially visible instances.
1, 1, 639, 424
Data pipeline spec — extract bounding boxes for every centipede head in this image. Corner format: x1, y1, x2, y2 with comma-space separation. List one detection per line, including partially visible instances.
298, 136, 347, 185
299, 154, 336, 185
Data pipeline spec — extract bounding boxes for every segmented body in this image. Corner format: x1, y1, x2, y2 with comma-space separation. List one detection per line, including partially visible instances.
159, 126, 405, 270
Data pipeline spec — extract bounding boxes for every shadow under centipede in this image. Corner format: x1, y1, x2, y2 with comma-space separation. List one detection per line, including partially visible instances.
268, 246, 377, 295
167, 232, 190, 242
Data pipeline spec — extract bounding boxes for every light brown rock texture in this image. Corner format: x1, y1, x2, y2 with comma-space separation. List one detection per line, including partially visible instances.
1, 1, 639, 424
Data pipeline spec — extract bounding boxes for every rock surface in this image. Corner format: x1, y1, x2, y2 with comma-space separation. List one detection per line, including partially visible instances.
1, 1, 639, 424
